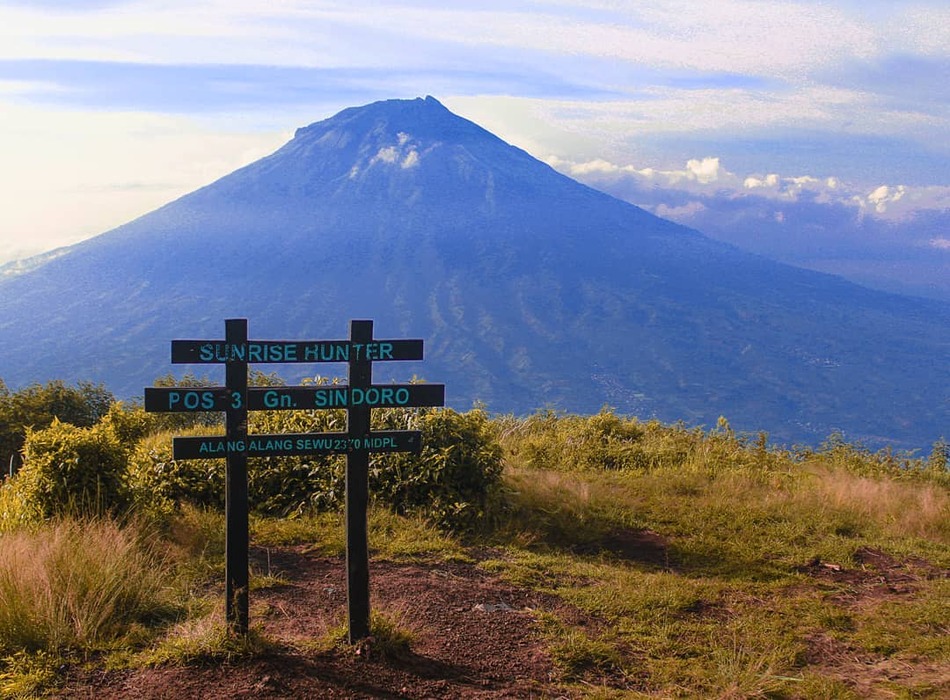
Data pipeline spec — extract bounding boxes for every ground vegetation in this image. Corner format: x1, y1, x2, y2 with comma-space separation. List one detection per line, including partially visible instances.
0, 384, 946, 698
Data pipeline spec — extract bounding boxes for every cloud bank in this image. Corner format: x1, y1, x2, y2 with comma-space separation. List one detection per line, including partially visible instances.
553, 155, 950, 221
551, 154, 950, 301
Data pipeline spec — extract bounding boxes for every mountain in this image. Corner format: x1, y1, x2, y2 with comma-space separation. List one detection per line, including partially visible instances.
0, 96, 947, 449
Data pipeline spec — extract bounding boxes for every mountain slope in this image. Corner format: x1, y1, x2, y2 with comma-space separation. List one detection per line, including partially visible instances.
0, 97, 947, 448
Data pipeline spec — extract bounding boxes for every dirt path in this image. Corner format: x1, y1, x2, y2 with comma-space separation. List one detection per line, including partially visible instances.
52, 543, 949, 698
58, 547, 582, 699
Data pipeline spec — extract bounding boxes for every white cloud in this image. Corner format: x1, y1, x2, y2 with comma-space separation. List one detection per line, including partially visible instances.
306, 1, 881, 79
466, 85, 900, 152
929, 237, 950, 250
685, 157, 722, 185
401, 149, 420, 169
2, 1, 942, 80
890, 5, 950, 54
742, 173, 844, 203
0, 79, 68, 96
856, 184, 950, 218
554, 154, 950, 220
563, 158, 623, 175
744, 174, 780, 189
558, 155, 743, 193
867, 184, 906, 213
654, 201, 707, 220
0, 1, 352, 65
369, 140, 420, 169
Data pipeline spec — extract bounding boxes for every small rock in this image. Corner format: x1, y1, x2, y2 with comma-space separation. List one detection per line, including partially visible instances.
473, 602, 516, 613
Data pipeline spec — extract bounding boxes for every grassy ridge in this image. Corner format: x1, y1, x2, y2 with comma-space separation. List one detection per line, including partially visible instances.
490, 466, 948, 697
486, 412, 949, 697
0, 409, 947, 697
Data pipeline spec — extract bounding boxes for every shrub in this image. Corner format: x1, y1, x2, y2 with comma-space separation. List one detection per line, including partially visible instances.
0, 379, 114, 474
0, 473, 42, 532
246, 403, 347, 516
11, 420, 129, 519
371, 407, 503, 531
126, 406, 503, 531
98, 402, 154, 448
128, 429, 225, 515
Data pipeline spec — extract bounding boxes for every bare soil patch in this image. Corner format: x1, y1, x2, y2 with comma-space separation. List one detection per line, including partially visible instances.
799, 547, 950, 698
801, 546, 947, 601
57, 546, 585, 699
47, 543, 950, 698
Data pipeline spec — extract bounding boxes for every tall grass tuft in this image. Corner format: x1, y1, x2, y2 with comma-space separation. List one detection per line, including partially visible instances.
0, 518, 171, 651
805, 468, 950, 541
143, 614, 277, 666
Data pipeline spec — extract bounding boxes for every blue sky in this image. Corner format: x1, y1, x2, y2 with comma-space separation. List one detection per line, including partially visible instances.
1, 0, 947, 296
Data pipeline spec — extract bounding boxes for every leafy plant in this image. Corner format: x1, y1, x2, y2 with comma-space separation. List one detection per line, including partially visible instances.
11, 419, 129, 519
126, 403, 503, 532
0, 651, 59, 699
371, 407, 503, 531
128, 429, 225, 516
0, 379, 114, 474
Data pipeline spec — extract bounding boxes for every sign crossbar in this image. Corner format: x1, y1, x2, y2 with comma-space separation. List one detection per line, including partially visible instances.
145, 383, 444, 413
171, 339, 423, 364
173, 430, 421, 459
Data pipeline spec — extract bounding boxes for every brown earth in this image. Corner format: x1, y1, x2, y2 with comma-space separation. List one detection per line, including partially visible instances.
799, 547, 950, 698
56, 545, 603, 699
51, 543, 948, 699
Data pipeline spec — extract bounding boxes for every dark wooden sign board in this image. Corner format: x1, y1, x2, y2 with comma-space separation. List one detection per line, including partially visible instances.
171, 430, 421, 459
144, 383, 445, 414
144, 319, 444, 641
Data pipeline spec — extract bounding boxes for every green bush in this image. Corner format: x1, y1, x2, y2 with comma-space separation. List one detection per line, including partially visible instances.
0, 474, 42, 532
371, 407, 503, 530
126, 406, 503, 531
247, 404, 347, 516
98, 402, 154, 448
128, 429, 225, 516
127, 418, 340, 519
0, 379, 114, 472
10, 420, 129, 519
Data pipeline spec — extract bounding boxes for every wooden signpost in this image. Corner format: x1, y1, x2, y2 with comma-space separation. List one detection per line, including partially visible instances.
144, 319, 444, 641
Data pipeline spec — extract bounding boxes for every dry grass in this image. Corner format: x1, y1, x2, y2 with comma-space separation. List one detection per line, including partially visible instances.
0, 518, 171, 651
487, 418, 950, 698
804, 467, 950, 540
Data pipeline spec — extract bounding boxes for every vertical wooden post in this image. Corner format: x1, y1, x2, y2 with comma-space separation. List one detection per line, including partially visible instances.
225, 318, 249, 636
346, 319, 373, 643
